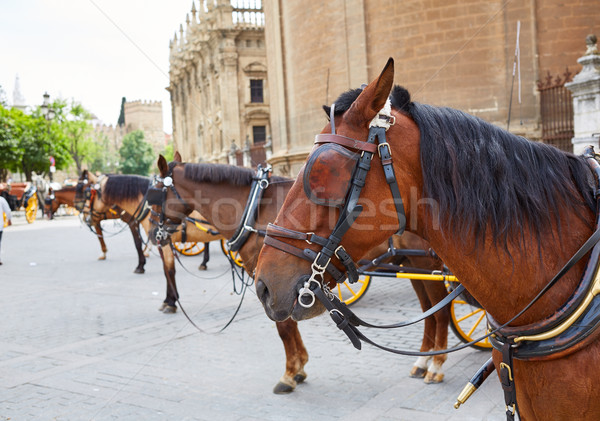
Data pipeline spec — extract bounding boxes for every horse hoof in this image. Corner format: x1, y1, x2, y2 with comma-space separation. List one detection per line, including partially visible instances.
158, 303, 167, 311
424, 372, 444, 384
273, 382, 295, 394
293, 371, 307, 384
198, 265, 207, 271
162, 306, 177, 314
134, 268, 145, 274
409, 366, 427, 378
98, 256, 106, 261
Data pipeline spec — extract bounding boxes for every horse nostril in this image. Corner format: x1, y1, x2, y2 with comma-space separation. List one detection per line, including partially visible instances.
256, 279, 269, 303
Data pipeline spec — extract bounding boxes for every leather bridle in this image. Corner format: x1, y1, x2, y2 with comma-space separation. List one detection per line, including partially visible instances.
264, 101, 406, 308
148, 164, 273, 250
148, 171, 193, 246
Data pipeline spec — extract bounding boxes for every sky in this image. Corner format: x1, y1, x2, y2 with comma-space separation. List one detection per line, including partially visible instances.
0, 0, 195, 134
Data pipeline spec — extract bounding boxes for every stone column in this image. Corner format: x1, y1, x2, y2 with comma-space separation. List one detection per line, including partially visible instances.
565, 34, 600, 155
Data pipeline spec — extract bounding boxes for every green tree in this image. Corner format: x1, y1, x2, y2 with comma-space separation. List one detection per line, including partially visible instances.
61, 101, 95, 174
161, 142, 174, 163
0, 105, 22, 181
3, 105, 70, 181
117, 97, 126, 127
119, 130, 154, 175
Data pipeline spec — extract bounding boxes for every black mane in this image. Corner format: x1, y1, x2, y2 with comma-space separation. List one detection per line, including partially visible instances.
103, 174, 150, 203
325, 85, 596, 251
411, 102, 596, 250
323, 85, 412, 116
184, 163, 289, 185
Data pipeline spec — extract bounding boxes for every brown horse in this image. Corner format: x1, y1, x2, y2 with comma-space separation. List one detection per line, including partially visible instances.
149, 153, 454, 391
76, 170, 125, 262
44, 186, 78, 219
255, 59, 600, 419
80, 173, 151, 273
150, 154, 307, 394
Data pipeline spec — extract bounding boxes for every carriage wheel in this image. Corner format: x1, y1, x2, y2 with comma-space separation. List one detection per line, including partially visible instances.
333, 275, 371, 306
25, 195, 38, 223
220, 239, 244, 267
173, 242, 205, 256
449, 298, 492, 350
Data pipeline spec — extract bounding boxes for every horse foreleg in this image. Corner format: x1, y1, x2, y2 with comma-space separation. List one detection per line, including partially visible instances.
423, 281, 450, 384
409, 279, 435, 379
273, 319, 309, 394
198, 242, 210, 270
95, 222, 108, 260
128, 222, 146, 274
158, 245, 178, 313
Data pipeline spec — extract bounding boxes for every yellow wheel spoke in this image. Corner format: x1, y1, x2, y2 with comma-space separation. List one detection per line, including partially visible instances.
456, 307, 483, 323
466, 311, 486, 337
343, 282, 357, 295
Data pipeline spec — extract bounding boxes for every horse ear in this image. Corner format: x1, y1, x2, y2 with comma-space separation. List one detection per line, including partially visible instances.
173, 151, 182, 163
157, 155, 169, 177
352, 58, 395, 122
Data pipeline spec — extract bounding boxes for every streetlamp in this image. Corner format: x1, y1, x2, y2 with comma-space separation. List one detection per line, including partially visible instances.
41, 92, 56, 181
41, 92, 56, 121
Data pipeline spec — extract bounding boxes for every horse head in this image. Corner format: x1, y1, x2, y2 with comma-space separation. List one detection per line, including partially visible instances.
255, 58, 424, 321
148, 152, 192, 246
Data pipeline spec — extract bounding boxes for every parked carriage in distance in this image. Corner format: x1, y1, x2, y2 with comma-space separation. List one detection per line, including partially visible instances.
0, 181, 41, 224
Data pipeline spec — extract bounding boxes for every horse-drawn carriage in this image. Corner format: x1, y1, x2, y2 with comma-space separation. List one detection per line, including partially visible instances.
0, 182, 41, 224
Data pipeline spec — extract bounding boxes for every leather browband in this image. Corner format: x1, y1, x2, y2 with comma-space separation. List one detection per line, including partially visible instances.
315, 134, 378, 154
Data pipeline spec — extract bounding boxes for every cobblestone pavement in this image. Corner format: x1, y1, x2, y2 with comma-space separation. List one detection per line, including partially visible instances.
0, 213, 504, 420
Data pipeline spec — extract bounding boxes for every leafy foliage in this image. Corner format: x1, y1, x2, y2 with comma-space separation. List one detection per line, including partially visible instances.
161, 142, 174, 162
119, 130, 155, 175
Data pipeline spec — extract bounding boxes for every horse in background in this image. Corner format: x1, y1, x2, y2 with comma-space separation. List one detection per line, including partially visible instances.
149, 152, 456, 392
79, 172, 151, 273
44, 186, 78, 219
76, 170, 122, 262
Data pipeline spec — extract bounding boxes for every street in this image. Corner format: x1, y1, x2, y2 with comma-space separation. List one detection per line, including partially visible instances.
0, 212, 504, 421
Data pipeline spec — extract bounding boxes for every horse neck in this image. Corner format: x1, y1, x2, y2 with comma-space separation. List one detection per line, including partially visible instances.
423, 215, 593, 325
178, 179, 252, 240
57, 190, 76, 207
177, 177, 292, 273
387, 111, 595, 325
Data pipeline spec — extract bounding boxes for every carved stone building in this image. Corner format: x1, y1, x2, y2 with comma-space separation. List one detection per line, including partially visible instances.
170, 0, 599, 175
263, 0, 600, 175
168, 0, 268, 166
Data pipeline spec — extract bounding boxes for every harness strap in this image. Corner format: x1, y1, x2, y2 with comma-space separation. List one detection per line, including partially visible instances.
181, 220, 187, 243
227, 165, 271, 252
315, 134, 378, 154
499, 341, 518, 420
263, 235, 346, 282
370, 127, 406, 235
